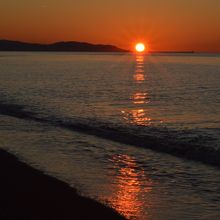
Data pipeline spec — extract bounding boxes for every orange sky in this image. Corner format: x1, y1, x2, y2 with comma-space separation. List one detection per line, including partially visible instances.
1, 0, 220, 52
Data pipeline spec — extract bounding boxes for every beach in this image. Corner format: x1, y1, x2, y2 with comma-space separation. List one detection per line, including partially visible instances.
1, 0, 220, 218
0, 52, 220, 219
0, 149, 125, 220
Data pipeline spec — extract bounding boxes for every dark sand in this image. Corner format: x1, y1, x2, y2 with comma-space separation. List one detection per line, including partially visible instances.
0, 149, 125, 220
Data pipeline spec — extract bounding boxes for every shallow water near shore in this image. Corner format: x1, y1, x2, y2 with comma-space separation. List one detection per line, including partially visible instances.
0, 52, 220, 219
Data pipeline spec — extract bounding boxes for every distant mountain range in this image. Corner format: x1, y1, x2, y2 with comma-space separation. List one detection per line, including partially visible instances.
0, 40, 129, 52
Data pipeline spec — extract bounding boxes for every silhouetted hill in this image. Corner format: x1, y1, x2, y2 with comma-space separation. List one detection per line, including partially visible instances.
0, 40, 129, 52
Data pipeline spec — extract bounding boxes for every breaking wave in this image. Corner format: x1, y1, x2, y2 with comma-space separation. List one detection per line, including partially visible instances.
0, 101, 220, 167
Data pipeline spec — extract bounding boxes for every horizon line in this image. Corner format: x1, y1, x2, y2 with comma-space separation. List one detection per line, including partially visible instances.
0, 39, 220, 53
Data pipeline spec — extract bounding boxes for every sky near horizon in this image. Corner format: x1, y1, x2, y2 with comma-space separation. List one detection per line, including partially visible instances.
1, 0, 220, 52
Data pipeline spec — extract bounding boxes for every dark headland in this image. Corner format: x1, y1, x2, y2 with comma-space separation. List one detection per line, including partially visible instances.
0, 40, 129, 52
0, 40, 196, 53
0, 149, 125, 220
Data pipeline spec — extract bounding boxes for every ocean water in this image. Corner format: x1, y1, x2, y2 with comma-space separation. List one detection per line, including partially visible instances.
0, 52, 220, 219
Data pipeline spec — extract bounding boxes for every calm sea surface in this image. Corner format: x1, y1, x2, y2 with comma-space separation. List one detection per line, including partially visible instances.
0, 52, 220, 219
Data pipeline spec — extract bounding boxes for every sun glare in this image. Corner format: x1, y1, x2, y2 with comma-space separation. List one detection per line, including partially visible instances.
135, 43, 145, 53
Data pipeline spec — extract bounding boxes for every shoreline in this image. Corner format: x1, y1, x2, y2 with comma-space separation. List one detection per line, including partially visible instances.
0, 149, 125, 220
0, 102, 219, 167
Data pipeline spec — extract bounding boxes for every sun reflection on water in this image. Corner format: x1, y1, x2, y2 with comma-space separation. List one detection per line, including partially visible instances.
134, 73, 145, 82
122, 54, 153, 126
132, 92, 149, 104
107, 154, 153, 219
136, 55, 144, 63
129, 109, 151, 126
134, 55, 145, 83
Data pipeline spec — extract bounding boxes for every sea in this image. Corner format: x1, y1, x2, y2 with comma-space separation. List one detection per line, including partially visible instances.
0, 51, 220, 219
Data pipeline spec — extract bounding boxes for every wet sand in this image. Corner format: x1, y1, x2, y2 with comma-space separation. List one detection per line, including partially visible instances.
0, 149, 125, 220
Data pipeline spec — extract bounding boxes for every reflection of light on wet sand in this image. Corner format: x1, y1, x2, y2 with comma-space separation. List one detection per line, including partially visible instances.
108, 154, 153, 219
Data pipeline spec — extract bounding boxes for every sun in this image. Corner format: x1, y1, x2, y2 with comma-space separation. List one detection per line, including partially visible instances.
135, 43, 145, 52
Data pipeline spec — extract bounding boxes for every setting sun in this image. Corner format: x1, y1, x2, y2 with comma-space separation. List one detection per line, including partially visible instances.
135, 43, 145, 52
